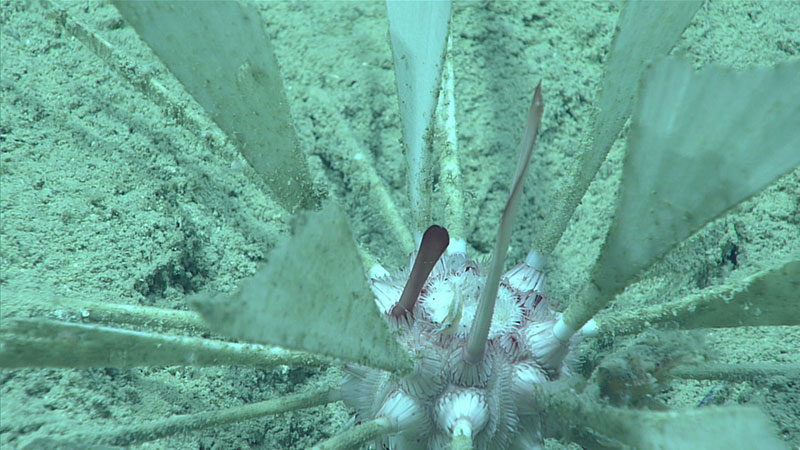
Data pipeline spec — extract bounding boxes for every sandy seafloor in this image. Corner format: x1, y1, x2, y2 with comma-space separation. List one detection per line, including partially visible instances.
2, 1, 799, 449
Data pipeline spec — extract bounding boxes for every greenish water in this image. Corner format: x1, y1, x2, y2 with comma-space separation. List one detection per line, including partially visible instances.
1, 1, 798, 449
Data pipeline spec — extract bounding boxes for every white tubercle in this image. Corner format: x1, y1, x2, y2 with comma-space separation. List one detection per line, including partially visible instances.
504, 249, 547, 293
525, 318, 570, 376
553, 317, 577, 342
436, 388, 489, 437
512, 362, 548, 415
377, 391, 427, 435
525, 250, 547, 269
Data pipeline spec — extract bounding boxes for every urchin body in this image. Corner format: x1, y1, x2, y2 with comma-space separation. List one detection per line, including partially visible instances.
340, 250, 577, 449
